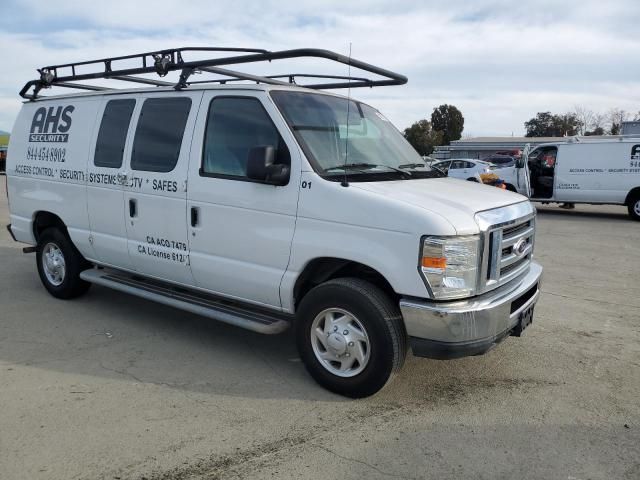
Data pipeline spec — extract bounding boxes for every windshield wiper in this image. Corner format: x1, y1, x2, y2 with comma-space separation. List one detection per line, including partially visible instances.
324, 163, 412, 177
398, 162, 426, 169
399, 162, 446, 178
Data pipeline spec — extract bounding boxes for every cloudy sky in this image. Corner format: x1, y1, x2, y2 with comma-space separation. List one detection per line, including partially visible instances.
1, 0, 639, 137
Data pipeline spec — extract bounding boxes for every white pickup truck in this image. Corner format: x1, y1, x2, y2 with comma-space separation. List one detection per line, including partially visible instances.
5, 48, 542, 397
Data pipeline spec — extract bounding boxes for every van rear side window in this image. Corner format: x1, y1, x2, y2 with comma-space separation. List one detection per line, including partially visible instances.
94, 99, 136, 168
131, 97, 191, 173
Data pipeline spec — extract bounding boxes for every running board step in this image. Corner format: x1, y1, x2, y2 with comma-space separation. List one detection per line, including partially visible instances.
80, 269, 291, 334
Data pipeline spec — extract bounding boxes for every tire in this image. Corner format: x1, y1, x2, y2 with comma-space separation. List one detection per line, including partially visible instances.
36, 228, 92, 299
628, 194, 640, 221
295, 277, 407, 398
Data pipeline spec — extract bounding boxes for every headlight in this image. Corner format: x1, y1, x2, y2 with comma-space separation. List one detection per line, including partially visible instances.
420, 235, 480, 299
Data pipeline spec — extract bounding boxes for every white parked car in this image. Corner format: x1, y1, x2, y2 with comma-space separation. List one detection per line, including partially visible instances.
5, 47, 542, 397
433, 158, 530, 194
432, 159, 495, 181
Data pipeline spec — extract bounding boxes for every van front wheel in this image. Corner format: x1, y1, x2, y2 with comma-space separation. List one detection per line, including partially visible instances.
628, 195, 640, 221
36, 228, 91, 299
295, 278, 407, 398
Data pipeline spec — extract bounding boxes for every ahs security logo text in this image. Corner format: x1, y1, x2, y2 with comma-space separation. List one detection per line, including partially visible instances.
29, 105, 74, 143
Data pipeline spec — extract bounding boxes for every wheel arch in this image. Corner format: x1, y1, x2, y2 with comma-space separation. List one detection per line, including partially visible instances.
293, 257, 399, 311
32, 211, 68, 242
624, 187, 640, 205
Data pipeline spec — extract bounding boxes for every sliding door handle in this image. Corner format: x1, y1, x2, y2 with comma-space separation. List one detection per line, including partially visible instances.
129, 198, 137, 218
190, 207, 199, 227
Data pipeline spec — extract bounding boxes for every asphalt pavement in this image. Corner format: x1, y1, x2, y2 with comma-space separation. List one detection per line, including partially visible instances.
1, 178, 638, 480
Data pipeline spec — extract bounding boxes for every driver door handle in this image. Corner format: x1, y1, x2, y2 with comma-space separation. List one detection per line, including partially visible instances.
129, 198, 137, 218
190, 207, 199, 227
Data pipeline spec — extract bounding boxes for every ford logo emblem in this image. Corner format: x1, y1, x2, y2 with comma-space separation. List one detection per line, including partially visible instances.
513, 238, 528, 257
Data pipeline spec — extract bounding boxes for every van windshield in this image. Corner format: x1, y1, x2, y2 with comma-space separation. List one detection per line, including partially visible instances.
270, 91, 443, 181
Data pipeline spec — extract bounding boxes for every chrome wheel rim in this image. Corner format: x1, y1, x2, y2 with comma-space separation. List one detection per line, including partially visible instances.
634, 200, 640, 216
42, 243, 66, 286
310, 308, 371, 378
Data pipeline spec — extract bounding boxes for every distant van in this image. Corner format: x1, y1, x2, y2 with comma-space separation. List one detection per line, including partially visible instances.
523, 138, 640, 220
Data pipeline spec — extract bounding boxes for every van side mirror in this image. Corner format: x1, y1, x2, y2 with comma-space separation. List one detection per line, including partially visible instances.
246, 146, 290, 186
516, 158, 525, 169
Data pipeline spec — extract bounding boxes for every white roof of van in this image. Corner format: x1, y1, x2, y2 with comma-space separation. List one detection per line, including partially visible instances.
22, 83, 348, 103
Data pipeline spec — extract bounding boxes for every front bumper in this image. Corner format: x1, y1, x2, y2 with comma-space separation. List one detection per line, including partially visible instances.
400, 261, 542, 359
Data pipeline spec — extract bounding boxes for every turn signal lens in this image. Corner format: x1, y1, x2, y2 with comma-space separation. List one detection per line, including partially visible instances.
421, 257, 447, 269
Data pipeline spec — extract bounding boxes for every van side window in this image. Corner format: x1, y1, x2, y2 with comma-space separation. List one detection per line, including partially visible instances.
94, 99, 136, 168
131, 97, 191, 173
201, 97, 290, 180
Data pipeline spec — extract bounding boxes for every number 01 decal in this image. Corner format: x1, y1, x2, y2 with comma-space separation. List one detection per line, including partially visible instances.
301, 180, 312, 189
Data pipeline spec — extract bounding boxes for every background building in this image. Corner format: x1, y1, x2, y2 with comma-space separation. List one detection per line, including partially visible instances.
432, 135, 626, 160
432, 137, 560, 160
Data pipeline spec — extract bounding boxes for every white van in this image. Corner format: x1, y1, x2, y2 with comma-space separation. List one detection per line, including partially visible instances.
521, 138, 640, 219
5, 48, 542, 397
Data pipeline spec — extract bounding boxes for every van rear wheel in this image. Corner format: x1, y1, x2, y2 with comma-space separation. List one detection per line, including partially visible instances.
36, 228, 92, 299
295, 277, 407, 398
628, 195, 640, 221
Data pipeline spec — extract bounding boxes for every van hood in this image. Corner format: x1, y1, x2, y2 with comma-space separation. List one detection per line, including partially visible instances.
352, 177, 527, 235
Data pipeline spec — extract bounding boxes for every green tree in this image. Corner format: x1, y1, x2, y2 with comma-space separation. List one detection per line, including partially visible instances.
610, 123, 621, 135
524, 112, 555, 137
556, 113, 582, 136
403, 120, 443, 156
607, 108, 628, 135
431, 104, 464, 145
524, 112, 582, 137
585, 127, 605, 136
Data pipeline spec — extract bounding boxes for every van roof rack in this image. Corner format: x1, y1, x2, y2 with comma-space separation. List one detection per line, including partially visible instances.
19, 47, 408, 100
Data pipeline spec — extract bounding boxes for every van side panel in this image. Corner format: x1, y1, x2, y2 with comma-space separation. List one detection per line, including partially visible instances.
6, 106, 37, 244
122, 91, 202, 286
85, 96, 137, 268
280, 172, 459, 312
554, 142, 640, 204
186, 91, 300, 309
7, 98, 100, 257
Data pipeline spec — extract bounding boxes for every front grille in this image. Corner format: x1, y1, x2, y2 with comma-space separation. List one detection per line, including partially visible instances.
476, 203, 536, 294
500, 260, 523, 277
503, 222, 530, 238
497, 217, 534, 281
